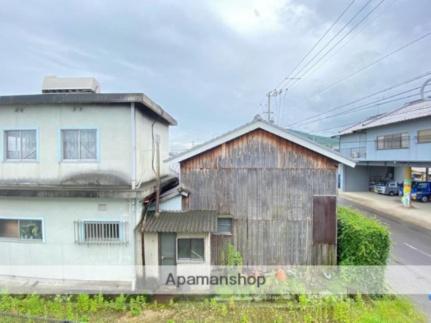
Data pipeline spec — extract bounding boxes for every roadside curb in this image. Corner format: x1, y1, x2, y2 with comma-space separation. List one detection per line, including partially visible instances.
338, 193, 431, 232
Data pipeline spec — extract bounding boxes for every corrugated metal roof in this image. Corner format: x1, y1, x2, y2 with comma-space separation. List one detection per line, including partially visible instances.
0, 93, 177, 125
143, 210, 218, 233
339, 100, 431, 135
167, 116, 356, 168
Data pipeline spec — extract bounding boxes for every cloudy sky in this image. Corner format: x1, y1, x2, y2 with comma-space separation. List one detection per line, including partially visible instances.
0, 0, 430, 151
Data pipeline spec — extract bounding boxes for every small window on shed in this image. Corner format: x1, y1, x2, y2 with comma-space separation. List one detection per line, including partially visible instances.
217, 217, 232, 235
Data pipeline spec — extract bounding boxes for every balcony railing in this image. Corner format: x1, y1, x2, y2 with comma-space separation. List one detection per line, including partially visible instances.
340, 147, 366, 160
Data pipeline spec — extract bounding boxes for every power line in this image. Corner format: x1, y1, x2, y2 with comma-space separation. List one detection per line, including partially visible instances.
316, 31, 431, 95
288, 0, 386, 90
285, 0, 378, 90
298, 86, 422, 128
304, 98, 431, 135
305, 0, 399, 94
275, 0, 357, 91
286, 71, 431, 127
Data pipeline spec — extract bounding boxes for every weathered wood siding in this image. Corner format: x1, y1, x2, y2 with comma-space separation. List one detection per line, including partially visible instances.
180, 129, 338, 265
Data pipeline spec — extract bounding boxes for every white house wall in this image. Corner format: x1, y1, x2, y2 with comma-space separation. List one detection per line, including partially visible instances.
135, 109, 170, 186
0, 104, 132, 185
0, 197, 137, 283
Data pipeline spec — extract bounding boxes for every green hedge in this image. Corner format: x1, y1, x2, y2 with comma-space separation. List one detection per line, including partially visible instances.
337, 207, 390, 265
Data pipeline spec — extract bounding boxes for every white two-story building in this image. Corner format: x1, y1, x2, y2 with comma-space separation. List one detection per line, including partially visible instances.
0, 76, 177, 289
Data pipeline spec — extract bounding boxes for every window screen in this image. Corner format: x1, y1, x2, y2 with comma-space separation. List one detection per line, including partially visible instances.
5, 130, 37, 160
177, 238, 204, 261
217, 218, 232, 234
62, 129, 97, 160
418, 129, 431, 143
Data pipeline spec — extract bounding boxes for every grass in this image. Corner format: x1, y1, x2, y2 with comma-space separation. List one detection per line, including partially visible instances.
0, 293, 426, 323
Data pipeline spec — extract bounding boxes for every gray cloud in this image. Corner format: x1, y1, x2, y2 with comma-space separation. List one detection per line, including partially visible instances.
0, 0, 430, 150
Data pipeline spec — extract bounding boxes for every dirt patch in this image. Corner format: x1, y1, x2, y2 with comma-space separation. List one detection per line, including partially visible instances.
117, 309, 175, 322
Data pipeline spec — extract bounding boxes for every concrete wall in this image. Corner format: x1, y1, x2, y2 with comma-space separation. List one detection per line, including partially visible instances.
342, 165, 369, 192
135, 109, 170, 185
159, 195, 182, 211
0, 104, 171, 187
339, 165, 400, 192
0, 197, 139, 282
0, 104, 132, 185
339, 116, 431, 162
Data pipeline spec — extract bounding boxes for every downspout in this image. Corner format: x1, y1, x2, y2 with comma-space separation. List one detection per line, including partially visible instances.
131, 102, 137, 190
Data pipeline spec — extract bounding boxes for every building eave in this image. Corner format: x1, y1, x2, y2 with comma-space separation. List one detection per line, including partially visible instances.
0, 93, 177, 126
167, 118, 356, 168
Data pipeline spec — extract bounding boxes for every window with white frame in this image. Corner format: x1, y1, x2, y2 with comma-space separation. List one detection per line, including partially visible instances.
376, 133, 409, 150
5, 130, 37, 160
74, 220, 127, 244
62, 129, 97, 160
177, 238, 204, 261
0, 218, 43, 240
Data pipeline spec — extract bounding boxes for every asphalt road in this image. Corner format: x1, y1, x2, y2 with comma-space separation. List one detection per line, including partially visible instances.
338, 197, 431, 320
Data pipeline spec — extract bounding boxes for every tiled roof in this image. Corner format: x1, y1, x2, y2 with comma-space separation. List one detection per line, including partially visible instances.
142, 210, 218, 233
339, 100, 431, 135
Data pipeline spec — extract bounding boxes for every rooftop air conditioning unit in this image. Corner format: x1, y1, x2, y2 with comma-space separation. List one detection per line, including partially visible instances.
42, 76, 101, 94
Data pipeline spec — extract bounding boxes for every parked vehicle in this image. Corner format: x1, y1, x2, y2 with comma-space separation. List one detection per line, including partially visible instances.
375, 181, 399, 196
398, 181, 420, 197
411, 182, 431, 202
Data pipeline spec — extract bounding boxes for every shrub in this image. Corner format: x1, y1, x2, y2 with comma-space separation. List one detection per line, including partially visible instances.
225, 243, 243, 266
337, 207, 390, 265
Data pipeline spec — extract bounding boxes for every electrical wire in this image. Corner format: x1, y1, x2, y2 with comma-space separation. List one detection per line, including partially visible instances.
286, 71, 431, 127
275, 0, 357, 91
316, 31, 431, 95
286, 0, 380, 90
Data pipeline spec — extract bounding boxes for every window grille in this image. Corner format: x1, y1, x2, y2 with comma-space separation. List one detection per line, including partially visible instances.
74, 221, 127, 245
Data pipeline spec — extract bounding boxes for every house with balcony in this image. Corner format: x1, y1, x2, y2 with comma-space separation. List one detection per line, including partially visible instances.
337, 99, 431, 192
0, 76, 177, 289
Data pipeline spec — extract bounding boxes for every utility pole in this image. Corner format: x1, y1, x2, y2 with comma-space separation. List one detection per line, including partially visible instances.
264, 89, 284, 123
265, 91, 274, 123
155, 135, 161, 217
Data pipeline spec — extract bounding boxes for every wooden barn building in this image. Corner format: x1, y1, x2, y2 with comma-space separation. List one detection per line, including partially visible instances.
142, 116, 355, 272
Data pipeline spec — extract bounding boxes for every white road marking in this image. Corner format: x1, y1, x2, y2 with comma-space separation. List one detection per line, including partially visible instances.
403, 242, 431, 259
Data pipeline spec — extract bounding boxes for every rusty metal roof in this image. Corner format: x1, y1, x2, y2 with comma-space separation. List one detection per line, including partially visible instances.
143, 210, 218, 233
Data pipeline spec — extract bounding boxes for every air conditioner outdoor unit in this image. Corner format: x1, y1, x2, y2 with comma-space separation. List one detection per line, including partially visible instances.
42, 76, 100, 94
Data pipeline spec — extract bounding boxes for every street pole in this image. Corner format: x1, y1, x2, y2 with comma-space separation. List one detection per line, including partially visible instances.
266, 91, 274, 123
402, 166, 412, 208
